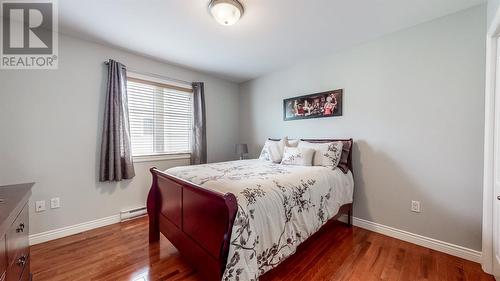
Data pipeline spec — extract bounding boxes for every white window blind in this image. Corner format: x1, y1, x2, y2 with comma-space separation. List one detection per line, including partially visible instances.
127, 76, 193, 157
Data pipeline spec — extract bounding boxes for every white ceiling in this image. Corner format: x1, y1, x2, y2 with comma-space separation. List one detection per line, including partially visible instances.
59, 0, 485, 82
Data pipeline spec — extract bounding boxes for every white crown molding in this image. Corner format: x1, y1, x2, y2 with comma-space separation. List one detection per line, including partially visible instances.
339, 215, 481, 263
29, 215, 121, 246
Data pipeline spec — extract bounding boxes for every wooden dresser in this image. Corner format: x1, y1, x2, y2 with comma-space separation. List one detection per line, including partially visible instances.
0, 183, 33, 281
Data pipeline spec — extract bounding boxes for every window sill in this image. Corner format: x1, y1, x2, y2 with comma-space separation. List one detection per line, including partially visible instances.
133, 153, 191, 163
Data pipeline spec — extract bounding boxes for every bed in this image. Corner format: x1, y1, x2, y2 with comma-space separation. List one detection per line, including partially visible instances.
147, 139, 354, 281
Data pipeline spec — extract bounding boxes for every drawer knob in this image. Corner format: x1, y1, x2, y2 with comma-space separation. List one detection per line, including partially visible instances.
16, 223, 25, 233
16, 255, 26, 266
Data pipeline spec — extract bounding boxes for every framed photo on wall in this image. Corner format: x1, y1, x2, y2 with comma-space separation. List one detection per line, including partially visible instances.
283, 89, 343, 121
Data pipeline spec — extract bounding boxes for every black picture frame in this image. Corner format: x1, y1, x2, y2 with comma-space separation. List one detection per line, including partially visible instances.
283, 89, 343, 121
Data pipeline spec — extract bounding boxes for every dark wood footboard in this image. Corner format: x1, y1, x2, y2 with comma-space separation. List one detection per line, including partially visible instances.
147, 168, 352, 281
147, 167, 238, 281
147, 138, 354, 281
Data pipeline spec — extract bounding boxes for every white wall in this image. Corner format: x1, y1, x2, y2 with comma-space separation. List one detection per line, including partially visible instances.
0, 34, 240, 235
488, 0, 499, 28
239, 6, 486, 250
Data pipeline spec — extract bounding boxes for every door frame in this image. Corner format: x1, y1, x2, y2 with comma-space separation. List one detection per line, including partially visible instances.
483, 7, 500, 276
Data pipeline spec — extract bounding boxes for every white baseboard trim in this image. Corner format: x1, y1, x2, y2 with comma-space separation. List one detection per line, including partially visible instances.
28, 213, 482, 264
339, 215, 481, 263
29, 214, 121, 246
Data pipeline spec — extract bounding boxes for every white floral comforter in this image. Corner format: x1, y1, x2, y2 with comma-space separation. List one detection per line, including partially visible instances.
166, 159, 354, 281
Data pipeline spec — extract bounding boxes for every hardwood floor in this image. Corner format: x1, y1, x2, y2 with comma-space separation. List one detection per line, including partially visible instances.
31, 217, 493, 281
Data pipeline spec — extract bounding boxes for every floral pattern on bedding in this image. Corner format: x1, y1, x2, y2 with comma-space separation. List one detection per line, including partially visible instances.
166, 159, 354, 281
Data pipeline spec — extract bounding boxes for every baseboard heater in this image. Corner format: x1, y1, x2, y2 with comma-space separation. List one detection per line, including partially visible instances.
120, 206, 147, 221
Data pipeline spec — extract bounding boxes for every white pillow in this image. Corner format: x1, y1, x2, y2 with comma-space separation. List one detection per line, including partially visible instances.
297, 141, 343, 168
259, 139, 286, 163
286, 138, 300, 147
280, 147, 315, 166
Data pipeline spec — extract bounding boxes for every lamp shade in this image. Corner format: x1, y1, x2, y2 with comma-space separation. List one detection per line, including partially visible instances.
235, 143, 248, 155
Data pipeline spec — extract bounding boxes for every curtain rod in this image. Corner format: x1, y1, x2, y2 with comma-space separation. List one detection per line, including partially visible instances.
104, 61, 193, 86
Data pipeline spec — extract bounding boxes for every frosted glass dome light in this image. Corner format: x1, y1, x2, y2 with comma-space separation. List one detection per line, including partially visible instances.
209, 0, 244, 26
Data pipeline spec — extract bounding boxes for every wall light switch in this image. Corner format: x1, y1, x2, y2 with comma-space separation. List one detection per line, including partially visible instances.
411, 200, 421, 213
35, 200, 46, 212
50, 197, 61, 209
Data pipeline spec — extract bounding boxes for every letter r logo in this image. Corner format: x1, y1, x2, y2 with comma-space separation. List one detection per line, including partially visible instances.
2, 2, 53, 54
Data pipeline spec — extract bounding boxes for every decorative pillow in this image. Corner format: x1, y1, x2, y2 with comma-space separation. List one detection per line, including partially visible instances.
259, 139, 286, 163
298, 141, 343, 168
337, 140, 352, 174
286, 138, 300, 147
280, 147, 314, 166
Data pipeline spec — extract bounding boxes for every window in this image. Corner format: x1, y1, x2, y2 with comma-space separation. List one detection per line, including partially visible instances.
127, 74, 193, 157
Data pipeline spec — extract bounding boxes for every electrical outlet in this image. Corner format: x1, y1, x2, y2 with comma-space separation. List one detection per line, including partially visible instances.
35, 200, 46, 212
411, 200, 421, 213
50, 197, 61, 209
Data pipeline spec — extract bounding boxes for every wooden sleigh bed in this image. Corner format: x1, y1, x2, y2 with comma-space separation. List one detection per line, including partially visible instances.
147, 139, 354, 281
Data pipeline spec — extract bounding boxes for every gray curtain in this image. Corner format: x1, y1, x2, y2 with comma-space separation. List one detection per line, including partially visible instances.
191, 82, 207, 165
99, 59, 135, 181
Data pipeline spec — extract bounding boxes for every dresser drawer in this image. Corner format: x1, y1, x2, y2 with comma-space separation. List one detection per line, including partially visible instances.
5, 253, 27, 281
0, 235, 5, 281
0, 184, 32, 281
18, 256, 29, 281
6, 203, 28, 278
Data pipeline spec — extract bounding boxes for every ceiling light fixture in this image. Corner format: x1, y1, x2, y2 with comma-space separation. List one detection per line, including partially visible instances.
209, 0, 244, 26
